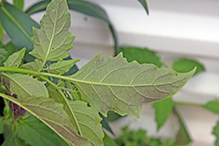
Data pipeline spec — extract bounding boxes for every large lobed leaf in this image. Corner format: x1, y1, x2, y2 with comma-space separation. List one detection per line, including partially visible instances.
71, 53, 195, 117
0, 93, 90, 146
30, 0, 75, 63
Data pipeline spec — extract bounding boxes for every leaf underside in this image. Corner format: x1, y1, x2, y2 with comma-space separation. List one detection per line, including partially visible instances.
30, 0, 75, 62
71, 53, 195, 117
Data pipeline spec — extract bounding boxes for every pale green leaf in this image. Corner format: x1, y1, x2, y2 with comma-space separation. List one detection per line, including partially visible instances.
30, 0, 75, 63
152, 97, 174, 130
69, 101, 104, 146
173, 58, 205, 76
71, 53, 195, 117
0, 23, 3, 45
203, 100, 219, 114
120, 47, 162, 67
48, 86, 104, 146
49, 59, 80, 75
213, 120, 219, 146
0, 48, 7, 63
2, 41, 18, 60
3, 73, 48, 98
0, 93, 90, 146
20, 59, 43, 72
4, 48, 26, 68
17, 115, 68, 146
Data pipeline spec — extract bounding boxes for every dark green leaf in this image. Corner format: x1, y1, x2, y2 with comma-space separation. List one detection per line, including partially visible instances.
152, 97, 174, 130
120, 47, 162, 67
13, 0, 24, 10
138, 0, 149, 15
16, 115, 68, 146
0, 2, 40, 62
213, 120, 219, 146
0, 23, 3, 45
0, 48, 7, 63
100, 113, 115, 135
25, 0, 51, 15
203, 100, 219, 114
2, 41, 18, 60
174, 107, 191, 145
2, 123, 31, 146
103, 132, 118, 146
173, 58, 205, 76
106, 111, 123, 122
0, 116, 4, 134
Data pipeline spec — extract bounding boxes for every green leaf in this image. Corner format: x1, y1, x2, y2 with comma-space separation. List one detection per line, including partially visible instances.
0, 48, 7, 63
48, 86, 104, 146
4, 48, 25, 68
25, 0, 51, 15
13, 0, 24, 10
69, 101, 104, 146
103, 132, 118, 146
120, 47, 162, 67
0, 93, 90, 146
26, 0, 119, 56
174, 107, 191, 145
71, 53, 195, 117
138, 0, 149, 15
203, 100, 219, 114
100, 113, 115, 135
49, 59, 80, 75
152, 97, 174, 130
30, 0, 75, 65
2, 123, 31, 146
16, 115, 68, 146
213, 120, 219, 146
0, 2, 40, 62
0, 116, 4, 134
2, 41, 18, 60
173, 58, 205, 76
3, 73, 48, 98
20, 59, 43, 72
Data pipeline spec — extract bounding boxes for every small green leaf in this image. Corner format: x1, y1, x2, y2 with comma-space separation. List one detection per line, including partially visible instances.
103, 132, 118, 146
203, 100, 219, 114
0, 93, 90, 146
0, 2, 40, 62
13, 0, 24, 10
30, 0, 75, 64
2, 41, 18, 60
25, 0, 51, 15
2, 123, 31, 146
152, 97, 174, 130
20, 59, 43, 72
120, 47, 162, 67
3, 73, 48, 98
173, 58, 205, 76
71, 53, 195, 117
69, 101, 104, 146
49, 59, 80, 75
138, 0, 149, 15
213, 120, 219, 146
4, 48, 25, 68
0, 48, 7, 63
100, 113, 115, 135
174, 107, 191, 145
16, 115, 68, 146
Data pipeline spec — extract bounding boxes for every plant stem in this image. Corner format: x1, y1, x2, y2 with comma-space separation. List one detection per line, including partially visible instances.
174, 101, 202, 107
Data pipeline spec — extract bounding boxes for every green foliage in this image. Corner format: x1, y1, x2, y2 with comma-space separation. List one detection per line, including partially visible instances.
0, 48, 7, 63
13, 0, 24, 10
103, 132, 118, 146
0, 116, 3, 134
0, 0, 196, 145
0, 2, 40, 61
213, 120, 219, 146
71, 52, 195, 117
203, 100, 219, 114
152, 97, 174, 130
138, 0, 149, 15
2, 42, 18, 61
120, 47, 162, 67
173, 58, 205, 76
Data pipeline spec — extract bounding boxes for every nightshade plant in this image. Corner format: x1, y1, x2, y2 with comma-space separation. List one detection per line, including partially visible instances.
0, 0, 195, 145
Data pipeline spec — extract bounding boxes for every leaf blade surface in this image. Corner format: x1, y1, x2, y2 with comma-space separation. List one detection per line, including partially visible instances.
71, 53, 195, 117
